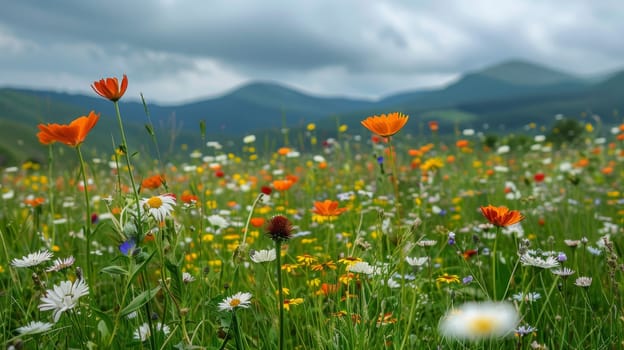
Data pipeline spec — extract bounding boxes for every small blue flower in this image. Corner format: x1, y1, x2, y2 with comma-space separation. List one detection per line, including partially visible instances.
119, 239, 136, 256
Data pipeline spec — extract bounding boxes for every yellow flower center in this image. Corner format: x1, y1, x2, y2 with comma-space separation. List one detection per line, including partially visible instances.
229, 299, 241, 307
147, 196, 163, 209
469, 316, 496, 335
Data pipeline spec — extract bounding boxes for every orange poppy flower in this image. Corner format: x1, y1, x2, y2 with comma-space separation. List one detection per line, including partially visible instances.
250, 217, 265, 228
24, 197, 45, 207
272, 179, 294, 191
141, 174, 165, 190
277, 147, 291, 156
456, 139, 469, 148
480, 204, 524, 227
37, 111, 100, 147
428, 121, 439, 132
91, 74, 128, 102
312, 200, 347, 217
180, 191, 199, 204
361, 112, 409, 137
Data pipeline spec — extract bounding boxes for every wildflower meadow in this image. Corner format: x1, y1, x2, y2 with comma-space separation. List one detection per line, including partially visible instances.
1, 75, 624, 349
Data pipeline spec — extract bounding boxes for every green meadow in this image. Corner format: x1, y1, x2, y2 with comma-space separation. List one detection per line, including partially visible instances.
1, 76, 623, 350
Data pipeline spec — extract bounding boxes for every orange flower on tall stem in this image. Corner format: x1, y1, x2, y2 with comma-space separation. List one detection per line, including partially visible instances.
360, 112, 409, 137
312, 200, 347, 217
480, 204, 524, 227
141, 174, 165, 190
37, 111, 100, 147
91, 74, 128, 102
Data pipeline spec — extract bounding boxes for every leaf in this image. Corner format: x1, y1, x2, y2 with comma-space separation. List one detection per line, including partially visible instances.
199, 120, 206, 139
128, 250, 156, 284
165, 256, 184, 302
100, 265, 128, 276
120, 285, 162, 317
145, 124, 155, 136
97, 320, 110, 339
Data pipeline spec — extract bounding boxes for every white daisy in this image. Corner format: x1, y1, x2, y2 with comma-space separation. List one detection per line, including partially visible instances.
218, 292, 253, 312
141, 194, 176, 222
519, 254, 559, 269
207, 214, 229, 229
405, 256, 429, 267
250, 249, 276, 263
39, 279, 89, 322
16, 321, 54, 335
11, 249, 53, 268
46, 256, 76, 272
347, 261, 375, 275
512, 292, 541, 303
551, 267, 575, 278
416, 239, 437, 247
439, 301, 519, 340
133, 322, 170, 342
182, 272, 195, 283
574, 276, 593, 288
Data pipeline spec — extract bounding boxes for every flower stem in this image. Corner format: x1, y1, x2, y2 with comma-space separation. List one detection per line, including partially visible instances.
47, 145, 56, 245
76, 145, 92, 285
387, 137, 402, 223
232, 311, 244, 350
113, 101, 143, 240
491, 227, 500, 299
275, 240, 285, 350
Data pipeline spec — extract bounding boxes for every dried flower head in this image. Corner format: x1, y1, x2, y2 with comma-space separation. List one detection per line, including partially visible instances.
265, 215, 293, 242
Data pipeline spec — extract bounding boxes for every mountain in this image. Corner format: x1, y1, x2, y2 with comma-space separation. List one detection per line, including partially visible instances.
167, 81, 375, 133
1, 59, 623, 165
477, 60, 580, 86
378, 60, 587, 109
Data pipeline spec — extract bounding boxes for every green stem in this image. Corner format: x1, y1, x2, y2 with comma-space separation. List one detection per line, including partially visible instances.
140, 269, 157, 350
399, 285, 419, 349
76, 146, 93, 285
275, 240, 285, 350
491, 227, 500, 299
113, 101, 143, 240
232, 311, 244, 350
47, 145, 56, 245
387, 137, 402, 223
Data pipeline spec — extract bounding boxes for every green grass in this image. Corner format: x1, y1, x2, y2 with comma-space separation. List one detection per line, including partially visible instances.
0, 94, 623, 350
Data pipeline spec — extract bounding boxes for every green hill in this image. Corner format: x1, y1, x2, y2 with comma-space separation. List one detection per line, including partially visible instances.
1, 59, 623, 166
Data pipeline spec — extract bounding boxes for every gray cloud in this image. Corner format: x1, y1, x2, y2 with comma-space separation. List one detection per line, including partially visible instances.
1, 0, 623, 103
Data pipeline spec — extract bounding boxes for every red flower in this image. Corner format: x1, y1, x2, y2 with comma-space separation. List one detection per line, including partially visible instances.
534, 173, 545, 182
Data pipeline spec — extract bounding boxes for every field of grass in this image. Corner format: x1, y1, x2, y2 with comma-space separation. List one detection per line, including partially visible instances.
1, 85, 623, 349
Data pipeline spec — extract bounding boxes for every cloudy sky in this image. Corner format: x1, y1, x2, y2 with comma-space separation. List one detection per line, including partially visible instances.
1, 0, 623, 105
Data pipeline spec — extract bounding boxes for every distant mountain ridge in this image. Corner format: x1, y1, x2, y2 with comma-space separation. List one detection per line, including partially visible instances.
1, 59, 623, 165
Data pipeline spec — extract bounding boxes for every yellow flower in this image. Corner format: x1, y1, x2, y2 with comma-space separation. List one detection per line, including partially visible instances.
338, 256, 362, 266
436, 273, 460, 284
283, 298, 304, 311
296, 254, 318, 266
